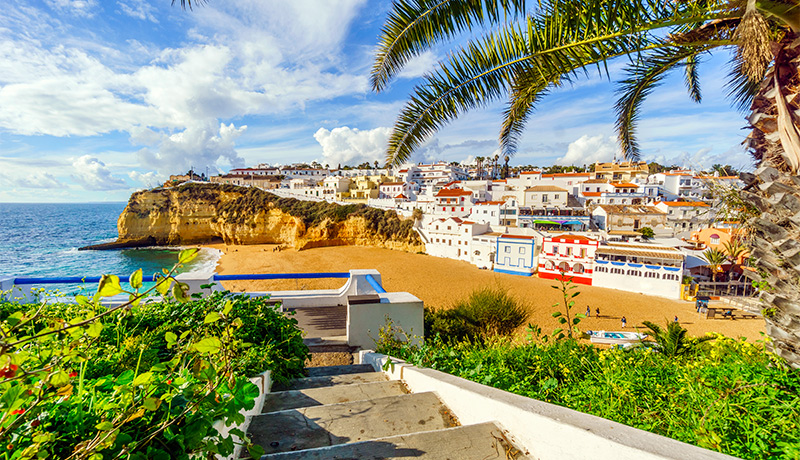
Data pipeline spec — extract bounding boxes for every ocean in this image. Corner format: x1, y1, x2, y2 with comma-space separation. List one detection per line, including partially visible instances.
0, 202, 220, 293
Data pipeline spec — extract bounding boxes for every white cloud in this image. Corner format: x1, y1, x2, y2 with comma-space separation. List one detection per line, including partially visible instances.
47, 0, 98, 17
398, 51, 438, 79
555, 134, 619, 166
128, 171, 163, 188
314, 126, 391, 166
71, 155, 128, 190
0, 171, 63, 189
136, 123, 247, 175
117, 2, 158, 23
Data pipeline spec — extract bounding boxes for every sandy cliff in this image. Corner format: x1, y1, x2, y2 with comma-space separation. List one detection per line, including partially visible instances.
87, 183, 423, 252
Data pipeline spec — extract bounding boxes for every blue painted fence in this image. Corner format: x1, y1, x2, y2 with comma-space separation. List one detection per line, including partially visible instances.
13, 272, 352, 285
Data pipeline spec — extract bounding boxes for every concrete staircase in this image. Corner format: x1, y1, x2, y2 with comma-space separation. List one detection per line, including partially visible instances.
247, 364, 529, 459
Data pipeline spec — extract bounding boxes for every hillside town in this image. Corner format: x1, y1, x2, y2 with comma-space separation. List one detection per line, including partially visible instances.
169, 160, 748, 300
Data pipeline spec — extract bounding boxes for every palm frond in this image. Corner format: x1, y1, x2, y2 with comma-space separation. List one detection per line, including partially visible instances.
172, 0, 205, 10
685, 53, 703, 102
371, 0, 528, 92
725, 56, 764, 111
383, 0, 736, 165
615, 45, 717, 161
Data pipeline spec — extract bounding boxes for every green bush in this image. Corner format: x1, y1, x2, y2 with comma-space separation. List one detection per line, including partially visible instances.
0, 289, 307, 459
377, 333, 800, 460
425, 287, 528, 341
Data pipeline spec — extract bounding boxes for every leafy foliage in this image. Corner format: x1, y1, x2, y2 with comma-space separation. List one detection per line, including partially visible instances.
639, 321, 714, 357
0, 252, 307, 459
377, 332, 800, 459
424, 287, 528, 342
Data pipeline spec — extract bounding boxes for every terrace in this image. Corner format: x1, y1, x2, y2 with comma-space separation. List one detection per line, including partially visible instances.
0, 269, 423, 350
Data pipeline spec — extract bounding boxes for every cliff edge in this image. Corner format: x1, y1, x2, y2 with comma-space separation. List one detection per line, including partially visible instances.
82, 183, 424, 252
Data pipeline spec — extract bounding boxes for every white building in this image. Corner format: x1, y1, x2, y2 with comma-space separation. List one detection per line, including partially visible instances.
592, 242, 685, 299
423, 217, 490, 262
523, 186, 569, 207
654, 201, 712, 235
494, 234, 539, 276
469, 198, 518, 226
579, 180, 647, 206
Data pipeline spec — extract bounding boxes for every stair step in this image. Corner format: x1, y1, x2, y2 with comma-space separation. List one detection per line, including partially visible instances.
262, 380, 407, 413
261, 422, 530, 459
248, 392, 458, 455
306, 364, 375, 377
273, 372, 388, 391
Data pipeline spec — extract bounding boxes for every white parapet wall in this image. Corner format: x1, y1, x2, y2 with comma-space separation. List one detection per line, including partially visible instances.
360, 352, 739, 460
213, 370, 271, 460
347, 292, 424, 350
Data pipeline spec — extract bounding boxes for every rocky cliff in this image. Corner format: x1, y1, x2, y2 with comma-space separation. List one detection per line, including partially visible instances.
84, 183, 424, 252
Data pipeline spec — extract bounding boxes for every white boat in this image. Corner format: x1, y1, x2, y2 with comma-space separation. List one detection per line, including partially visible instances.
588, 330, 647, 347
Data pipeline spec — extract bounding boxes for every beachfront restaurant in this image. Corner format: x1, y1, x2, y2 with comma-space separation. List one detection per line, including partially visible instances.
592, 244, 685, 299
517, 207, 590, 231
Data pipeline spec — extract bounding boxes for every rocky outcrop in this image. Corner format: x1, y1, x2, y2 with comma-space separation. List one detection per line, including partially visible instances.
81, 183, 424, 253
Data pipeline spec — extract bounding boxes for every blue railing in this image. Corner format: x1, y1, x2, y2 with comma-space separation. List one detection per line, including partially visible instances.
365, 274, 386, 293
12, 272, 352, 285
213, 273, 350, 281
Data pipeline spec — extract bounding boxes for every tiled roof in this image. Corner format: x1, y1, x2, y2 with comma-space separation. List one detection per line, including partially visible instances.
582, 192, 602, 197
655, 201, 709, 207
520, 171, 542, 175
474, 201, 506, 205
435, 189, 473, 197
582, 179, 609, 184
610, 182, 639, 188
596, 205, 665, 214
546, 234, 597, 243
381, 182, 405, 186
500, 234, 536, 240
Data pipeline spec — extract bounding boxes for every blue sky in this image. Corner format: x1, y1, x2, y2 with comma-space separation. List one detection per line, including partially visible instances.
0, 0, 754, 202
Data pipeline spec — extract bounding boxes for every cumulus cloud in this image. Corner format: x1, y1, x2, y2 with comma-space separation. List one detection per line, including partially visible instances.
314, 126, 391, 166
71, 155, 128, 190
0, 1, 372, 178
555, 134, 619, 166
398, 51, 438, 79
136, 123, 247, 175
128, 171, 163, 188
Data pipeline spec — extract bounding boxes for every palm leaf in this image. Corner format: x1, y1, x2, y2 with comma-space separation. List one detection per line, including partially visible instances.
382, 0, 736, 165
371, 0, 529, 92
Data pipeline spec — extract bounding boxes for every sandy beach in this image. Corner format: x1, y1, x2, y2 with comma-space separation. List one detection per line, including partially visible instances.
206, 243, 766, 342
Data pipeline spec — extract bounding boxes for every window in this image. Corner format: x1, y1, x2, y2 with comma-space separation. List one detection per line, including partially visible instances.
580, 248, 587, 258
709, 234, 720, 245
542, 194, 548, 203
566, 247, 572, 256
504, 246, 511, 253
552, 245, 559, 255
554, 194, 559, 200
447, 226, 451, 230
520, 247, 526, 255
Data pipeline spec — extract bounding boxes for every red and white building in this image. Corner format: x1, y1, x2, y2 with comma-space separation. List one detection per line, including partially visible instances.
434, 188, 475, 216
378, 182, 414, 199
537, 234, 599, 285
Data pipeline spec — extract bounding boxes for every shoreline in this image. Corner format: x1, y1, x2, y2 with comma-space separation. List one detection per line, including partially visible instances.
204, 243, 766, 342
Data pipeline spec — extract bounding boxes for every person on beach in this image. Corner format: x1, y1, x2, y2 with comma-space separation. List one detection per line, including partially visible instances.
596, 307, 600, 317
674, 315, 679, 323
586, 306, 591, 317
621, 316, 627, 328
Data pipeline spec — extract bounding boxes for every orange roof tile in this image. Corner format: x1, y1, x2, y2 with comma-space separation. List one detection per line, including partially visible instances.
546, 234, 597, 242
435, 189, 473, 197
610, 182, 639, 188
582, 192, 602, 197
501, 234, 536, 240
520, 171, 542, 175
474, 201, 506, 205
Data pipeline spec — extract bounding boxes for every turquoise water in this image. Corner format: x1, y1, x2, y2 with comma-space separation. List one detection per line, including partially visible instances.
0, 203, 219, 293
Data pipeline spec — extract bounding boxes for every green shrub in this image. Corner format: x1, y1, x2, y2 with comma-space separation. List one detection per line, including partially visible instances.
425, 287, 528, 341
377, 333, 800, 460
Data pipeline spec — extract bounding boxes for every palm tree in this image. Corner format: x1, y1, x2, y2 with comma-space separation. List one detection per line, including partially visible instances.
476, 156, 484, 179
372, 0, 800, 368
702, 248, 728, 282
722, 236, 748, 277
640, 321, 714, 357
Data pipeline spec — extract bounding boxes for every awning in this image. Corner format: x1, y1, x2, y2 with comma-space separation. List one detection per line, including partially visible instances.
563, 220, 584, 225
533, 220, 560, 225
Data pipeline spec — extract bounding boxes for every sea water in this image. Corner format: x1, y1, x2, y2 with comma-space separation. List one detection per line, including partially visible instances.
0, 202, 220, 294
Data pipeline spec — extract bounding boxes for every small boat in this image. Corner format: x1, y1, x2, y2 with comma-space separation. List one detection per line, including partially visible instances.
587, 330, 646, 347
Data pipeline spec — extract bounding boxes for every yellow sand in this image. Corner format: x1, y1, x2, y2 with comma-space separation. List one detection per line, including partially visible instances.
206, 244, 766, 341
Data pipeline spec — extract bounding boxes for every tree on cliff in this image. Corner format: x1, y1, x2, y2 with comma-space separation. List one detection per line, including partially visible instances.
371, 0, 800, 367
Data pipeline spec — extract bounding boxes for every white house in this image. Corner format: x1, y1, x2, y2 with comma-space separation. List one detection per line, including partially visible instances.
494, 234, 539, 276
423, 217, 489, 262
469, 198, 518, 226
654, 201, 711, 235
523, 186, 569, 207
433, 188, 475, 217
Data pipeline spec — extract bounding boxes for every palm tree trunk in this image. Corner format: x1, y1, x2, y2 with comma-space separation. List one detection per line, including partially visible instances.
744, 33, 800, 369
